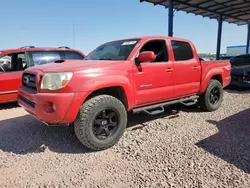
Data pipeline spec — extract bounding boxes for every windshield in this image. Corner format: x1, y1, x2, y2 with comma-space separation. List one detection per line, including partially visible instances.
230, 56, 250, 66
85, 39, 140, 61
29, 51, 62, 66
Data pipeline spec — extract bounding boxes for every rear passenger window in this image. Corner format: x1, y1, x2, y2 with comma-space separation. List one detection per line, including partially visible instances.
64, 51, 84, 60
171, 40, 194, 61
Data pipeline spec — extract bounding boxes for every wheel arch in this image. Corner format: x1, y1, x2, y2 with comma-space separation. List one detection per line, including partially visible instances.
200, 70, 223, 93
76, 75, 135, 111
211, 74, 223, 84
84, 86, 129, 110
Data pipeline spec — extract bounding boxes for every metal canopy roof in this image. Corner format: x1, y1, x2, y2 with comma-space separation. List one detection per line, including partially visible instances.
140, 0, 250, 25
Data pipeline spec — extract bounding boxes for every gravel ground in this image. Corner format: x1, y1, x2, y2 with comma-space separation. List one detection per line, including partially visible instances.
1, 89, 250, 188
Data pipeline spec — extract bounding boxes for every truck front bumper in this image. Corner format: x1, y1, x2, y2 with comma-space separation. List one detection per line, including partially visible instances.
18, 86, 89, 125
229, 80, 250, 88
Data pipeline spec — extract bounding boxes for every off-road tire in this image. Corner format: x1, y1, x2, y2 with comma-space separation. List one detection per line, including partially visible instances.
198, 79, 223, 112
74, 95, 127, 151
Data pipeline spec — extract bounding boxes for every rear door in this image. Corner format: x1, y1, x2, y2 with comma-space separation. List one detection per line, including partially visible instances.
169, 40, 201, 97
132, 39, 174, 106
0, 52, 28, 103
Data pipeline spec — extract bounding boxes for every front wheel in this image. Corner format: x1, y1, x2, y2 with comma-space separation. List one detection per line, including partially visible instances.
198, 79, 224, 112
74, 95, 127, 151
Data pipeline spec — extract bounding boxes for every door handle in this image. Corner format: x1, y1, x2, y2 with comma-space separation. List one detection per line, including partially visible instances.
192, 66, 199, 70
166, 68, 173, 72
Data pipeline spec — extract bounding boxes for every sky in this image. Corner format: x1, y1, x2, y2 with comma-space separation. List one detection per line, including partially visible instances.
1, 0, 248, 54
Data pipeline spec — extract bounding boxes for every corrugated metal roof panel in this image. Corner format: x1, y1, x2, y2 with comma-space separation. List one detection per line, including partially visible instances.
140, 0, 250, 25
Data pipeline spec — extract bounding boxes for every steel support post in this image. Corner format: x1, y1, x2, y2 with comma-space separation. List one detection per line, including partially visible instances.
168, 0, 174, 37
216, 15, 223, 60
246, 23, 250, 54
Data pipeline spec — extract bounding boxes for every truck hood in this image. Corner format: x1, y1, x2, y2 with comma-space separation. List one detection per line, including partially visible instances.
29, 60, 124, 72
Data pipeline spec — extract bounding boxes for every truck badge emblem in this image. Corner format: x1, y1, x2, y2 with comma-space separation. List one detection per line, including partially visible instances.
24, 76, 30, 85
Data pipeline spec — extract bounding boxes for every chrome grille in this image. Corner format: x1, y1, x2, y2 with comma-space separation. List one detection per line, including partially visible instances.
22, 73, 37, 91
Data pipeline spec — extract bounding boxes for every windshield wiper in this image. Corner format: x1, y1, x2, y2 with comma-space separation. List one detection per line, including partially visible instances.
84, 58, 115, 60
97, 58, 113, 60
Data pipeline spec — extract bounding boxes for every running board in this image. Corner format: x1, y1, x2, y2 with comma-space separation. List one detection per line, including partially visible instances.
133, 95, 199, 115
180, 100, 198, 106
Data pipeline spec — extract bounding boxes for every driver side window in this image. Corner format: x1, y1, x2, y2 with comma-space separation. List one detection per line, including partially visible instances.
0, 52, 27, 73
139, 40, 168, 62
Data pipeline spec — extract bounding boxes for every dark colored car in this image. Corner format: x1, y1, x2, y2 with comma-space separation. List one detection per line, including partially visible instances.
0, 46, 85, 104
229, 54, 250, 88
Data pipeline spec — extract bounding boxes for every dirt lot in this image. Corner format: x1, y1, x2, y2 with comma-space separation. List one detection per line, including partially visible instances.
1, 90, 250, 188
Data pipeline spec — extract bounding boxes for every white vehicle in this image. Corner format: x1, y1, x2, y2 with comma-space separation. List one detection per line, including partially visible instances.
0, 56, 11, 71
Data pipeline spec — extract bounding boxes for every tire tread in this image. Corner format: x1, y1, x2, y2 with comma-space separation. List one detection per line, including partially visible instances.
74, 95, 127, 151
199, 79, 223, 112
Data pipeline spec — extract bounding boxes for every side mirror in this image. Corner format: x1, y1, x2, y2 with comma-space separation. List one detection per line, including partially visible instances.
138, 51, 156, 63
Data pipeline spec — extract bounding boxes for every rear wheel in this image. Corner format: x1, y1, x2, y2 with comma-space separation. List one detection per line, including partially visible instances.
198, 79, 223, 112
74, 95, 127, 151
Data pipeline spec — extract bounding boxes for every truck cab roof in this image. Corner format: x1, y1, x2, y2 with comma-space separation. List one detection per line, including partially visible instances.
0, 46, 84, 57
107, 35, 193, 43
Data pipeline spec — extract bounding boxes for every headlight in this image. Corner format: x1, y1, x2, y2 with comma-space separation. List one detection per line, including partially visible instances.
41, 72, 73, 90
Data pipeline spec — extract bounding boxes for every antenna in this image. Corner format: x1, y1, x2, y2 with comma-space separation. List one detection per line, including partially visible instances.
72, 23, 75, 48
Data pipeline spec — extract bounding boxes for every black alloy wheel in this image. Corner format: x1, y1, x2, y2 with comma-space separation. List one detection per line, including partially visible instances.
198, 79, 224, 112
92, 108, 119, 140
209, 86, 221, 105
74, 95, 127, 151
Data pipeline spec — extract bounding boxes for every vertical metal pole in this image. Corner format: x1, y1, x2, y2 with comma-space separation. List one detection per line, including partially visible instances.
216, 15, 223, 60
246, 24, 250, 54
168, 0, 174, 37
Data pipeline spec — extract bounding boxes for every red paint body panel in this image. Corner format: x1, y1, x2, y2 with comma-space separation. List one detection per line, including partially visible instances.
199, 61, 231, 93
18, 86, 89, 123
17, 36, 231, 124
0, 47, 85, 104
0, 71, 22, 103
132, 61, 174, 106
0, 47, 84, 57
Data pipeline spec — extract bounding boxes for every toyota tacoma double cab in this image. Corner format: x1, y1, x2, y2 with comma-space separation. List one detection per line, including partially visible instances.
18, 36, 231, 151
0, 46, 85, 104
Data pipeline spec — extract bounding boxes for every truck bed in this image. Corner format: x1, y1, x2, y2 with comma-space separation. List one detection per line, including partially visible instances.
200, 60, 231, 90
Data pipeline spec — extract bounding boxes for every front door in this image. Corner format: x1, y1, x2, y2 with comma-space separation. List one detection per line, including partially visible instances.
0, 52, 28, 103
132, 39, 174, 106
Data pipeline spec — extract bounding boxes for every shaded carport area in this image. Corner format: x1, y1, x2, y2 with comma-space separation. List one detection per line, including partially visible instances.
139, 0, 250, 60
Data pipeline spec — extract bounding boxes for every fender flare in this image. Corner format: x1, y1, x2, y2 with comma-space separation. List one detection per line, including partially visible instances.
76, 75, 135, 110
200, 68, 223, 93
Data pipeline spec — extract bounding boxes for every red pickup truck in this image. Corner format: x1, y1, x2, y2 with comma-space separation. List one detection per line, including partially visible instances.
18, 36, 231, 151
0, 46, 85, 104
